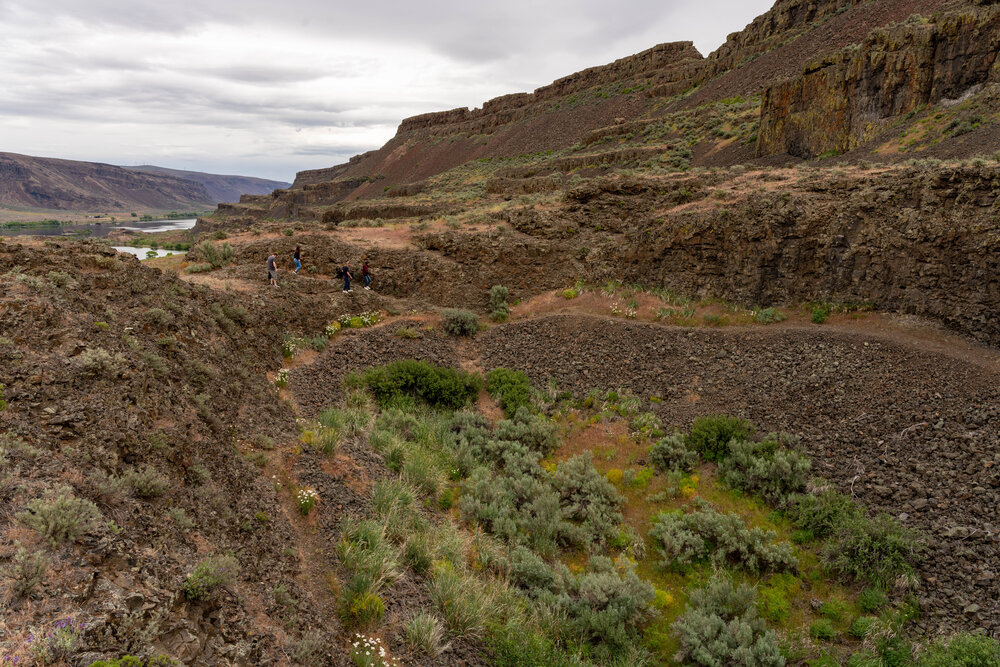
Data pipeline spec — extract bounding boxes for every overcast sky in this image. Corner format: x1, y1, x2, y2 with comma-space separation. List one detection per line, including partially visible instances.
0, 1, 773, 182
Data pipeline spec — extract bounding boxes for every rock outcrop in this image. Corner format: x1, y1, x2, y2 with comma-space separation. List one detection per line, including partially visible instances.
574, 167, 1000, 344
757, 5, 1000, 157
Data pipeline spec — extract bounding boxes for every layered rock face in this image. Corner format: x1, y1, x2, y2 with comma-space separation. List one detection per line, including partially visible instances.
758, 5, 1000, 157
471, 167, 1000, 344
612, 168, 1000, 343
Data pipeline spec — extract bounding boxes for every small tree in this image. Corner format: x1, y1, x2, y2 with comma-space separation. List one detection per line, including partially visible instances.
441, 309, 479, 336
489, 285, 510, 322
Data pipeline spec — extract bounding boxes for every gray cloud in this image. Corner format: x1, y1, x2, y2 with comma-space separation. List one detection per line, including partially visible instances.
0, 0, 774, 181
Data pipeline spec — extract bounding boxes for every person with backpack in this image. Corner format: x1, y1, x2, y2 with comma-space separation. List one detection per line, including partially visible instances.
342, 263, 352, 293
362, 260, 371, 290
292, 246, 302, 274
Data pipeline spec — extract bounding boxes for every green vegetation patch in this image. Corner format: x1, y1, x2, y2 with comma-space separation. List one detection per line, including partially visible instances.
360, 360, 482, 409
485, 367, 534, 416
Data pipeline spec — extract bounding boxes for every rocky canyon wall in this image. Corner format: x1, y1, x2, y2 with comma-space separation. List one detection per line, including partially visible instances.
757, 5, 1000, 157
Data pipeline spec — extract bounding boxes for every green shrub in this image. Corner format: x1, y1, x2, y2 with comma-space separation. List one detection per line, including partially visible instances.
553, 452, 625, 548
362, 360, 482, 409
18, 486, 104, 546
395, 326, 423, 339
441, 308, 479, 336
427, 562, 493, 637
717, 436, 810, 503
404, 612, 446, 657
77, 348, 127, 377
918, 633, 1000, 667
489, 620, 587, 666
438, 486, 457, 510
126, 466, 169, 498
339, 573, 386, 628
290, 630, 325, 666
787, 489, 862, 539
811, 305, 829, 324
404, 532, 434, 576
820, 599, 848, 621
757, 573, 799, 623
673, 575, 784, 667
625, 466, 655, 489
12, 543, 46, 597
494, 408, 558, 456
848, 614, 914, 667
486, 367, 534, 416
859, 587, 888, 612
512, 554, 655, 651
851, 616, 878, 639
461, 462, 566, 556
182, 555, 239, 601
88, 658, 177, 667
489, 285, 510, 322
649, 433, 699, 472
336, 518, 400, 591
403, 448, 444, 497
184, 262, 213, 274
649, 505, 797, 574
189, 240, 234, 269
824, 512, 921, 588
754, 307, 786, 324
810, 619, 836, 640
246, 451, 268, 467
686, 415, 754, 462
143, 308, 173, 327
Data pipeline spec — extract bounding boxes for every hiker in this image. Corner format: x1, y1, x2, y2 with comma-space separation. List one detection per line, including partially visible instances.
342, 263, 353, 293
362, 260, 371, 290
293, 246, 302, 274
266, 252, 279, 287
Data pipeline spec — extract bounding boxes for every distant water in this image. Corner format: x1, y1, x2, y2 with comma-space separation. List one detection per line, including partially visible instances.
113, 246, 179, 260
0, 218, 197, 238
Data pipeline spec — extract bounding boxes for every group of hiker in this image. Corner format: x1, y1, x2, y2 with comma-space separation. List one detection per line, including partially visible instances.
265, 246, 371, 293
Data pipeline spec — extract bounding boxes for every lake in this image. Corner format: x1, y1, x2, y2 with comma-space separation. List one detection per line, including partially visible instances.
0, 217, 198, 238
113, 246, 180, 260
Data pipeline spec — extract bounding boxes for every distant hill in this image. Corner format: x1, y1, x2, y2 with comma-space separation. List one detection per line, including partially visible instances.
0, 152, 289, 213
126, 165, 290, 206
